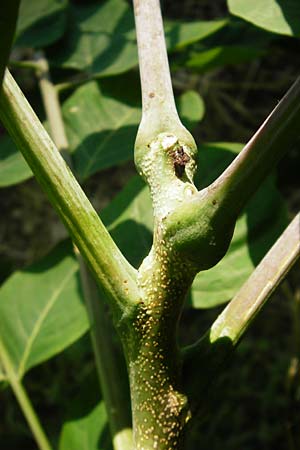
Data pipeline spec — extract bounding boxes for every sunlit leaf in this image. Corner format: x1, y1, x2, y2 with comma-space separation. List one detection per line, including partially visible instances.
228, 0, 300, 37
176, 90, 205, 129
0, 241, 89, 379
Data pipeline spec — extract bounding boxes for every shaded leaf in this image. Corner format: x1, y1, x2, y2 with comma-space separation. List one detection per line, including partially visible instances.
228, 0, 300, 37
103, 176, 153, 268
185, 45, 265, 73
0, 134, 33, 187
0, 0, 20, 84
62, 79, 141, 180
16, 0, 68, 47
0, 241, 89, 379
63, 77, 205, 180
49, 0, 226, 76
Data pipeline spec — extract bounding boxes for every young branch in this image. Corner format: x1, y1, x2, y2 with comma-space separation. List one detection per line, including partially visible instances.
0, 70, 139, 320
210, 213, 300, 345
133, 0, 177, 120
133, 0, 196, 153
34, 56, 133, 450
183, 213, 300, 399
34, 52, 69, 155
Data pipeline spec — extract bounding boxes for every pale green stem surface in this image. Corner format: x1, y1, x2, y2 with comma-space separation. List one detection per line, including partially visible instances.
35, 59, 134, 450
0, 70, 139, 321
0, 338, 52, 450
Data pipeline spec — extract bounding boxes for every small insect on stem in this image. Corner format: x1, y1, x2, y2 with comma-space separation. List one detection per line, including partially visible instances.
172, 146, 190, 178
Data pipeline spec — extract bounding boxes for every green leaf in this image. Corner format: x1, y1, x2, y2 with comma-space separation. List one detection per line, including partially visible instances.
59, 371, 112, 450
228, 0, 300, 37
49, 0, 226, 76
49, 0, 137, 76
176, 90, 205, 130
16, 0, 68, 47
59, 401, 110, 450
62, 78, 141, 180
63, 76, 204, 180
0, 134, 33, 187
0, 241, 89, 379
185, 45, 265, 73
0, 0, 20, 85
164, 19, 227, 50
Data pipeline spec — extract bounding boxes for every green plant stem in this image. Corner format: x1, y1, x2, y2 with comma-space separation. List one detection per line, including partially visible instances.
0, 338, 52, 450
133, 0, 193, 147
210, 213, 300, 344
34, 57, 133, 450
34, 52, 69, 154
183, 213, 300, 403
0, 70, 139, 321
9, 59, 41, 71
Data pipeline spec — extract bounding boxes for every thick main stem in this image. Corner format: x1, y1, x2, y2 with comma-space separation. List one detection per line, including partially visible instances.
125, 243, 196, 449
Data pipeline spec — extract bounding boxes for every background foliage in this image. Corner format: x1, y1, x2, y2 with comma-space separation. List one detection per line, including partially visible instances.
0, 0, 299, 449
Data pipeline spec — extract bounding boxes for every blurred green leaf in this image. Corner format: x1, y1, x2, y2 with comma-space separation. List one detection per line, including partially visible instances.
0, 241, 89, 379
0, 134, 33, 187
228, 0, 300, 37
185, 45, 265, 73
49, 0, 226, 76
165, 19, 227, 50
16, 0, 68, 47
63, 77, 205, 180
0, 0, 20, 84
176, 90, 205, 129
59, 400, 111, 450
